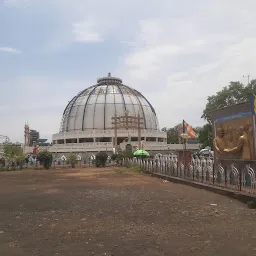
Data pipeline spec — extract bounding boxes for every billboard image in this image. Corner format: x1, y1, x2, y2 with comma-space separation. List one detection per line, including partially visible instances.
214, 115, 254, 160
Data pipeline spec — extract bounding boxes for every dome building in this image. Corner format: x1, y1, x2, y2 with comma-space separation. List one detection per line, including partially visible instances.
51, 74, 167, 155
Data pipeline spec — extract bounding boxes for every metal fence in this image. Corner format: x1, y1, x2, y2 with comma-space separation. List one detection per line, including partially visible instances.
0, 159, 115, 171
124, 156, 256, 194
0, 161, 94, 171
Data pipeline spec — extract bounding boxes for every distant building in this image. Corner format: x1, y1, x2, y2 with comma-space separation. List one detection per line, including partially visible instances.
24, 124, 50, 148
29, 129, 40, 146
37, 139, 51, 146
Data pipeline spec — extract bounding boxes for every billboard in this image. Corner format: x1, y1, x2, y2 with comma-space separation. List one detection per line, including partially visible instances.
214, 115, 253, 160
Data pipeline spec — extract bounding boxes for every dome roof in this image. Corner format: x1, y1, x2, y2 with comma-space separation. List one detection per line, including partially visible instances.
60, 73, 159, 132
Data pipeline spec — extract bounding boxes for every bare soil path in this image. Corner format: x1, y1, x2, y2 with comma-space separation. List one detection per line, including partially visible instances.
0, 167, 255, 256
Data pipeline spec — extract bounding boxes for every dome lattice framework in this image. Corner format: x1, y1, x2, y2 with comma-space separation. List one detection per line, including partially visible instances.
60, 73, 159, 132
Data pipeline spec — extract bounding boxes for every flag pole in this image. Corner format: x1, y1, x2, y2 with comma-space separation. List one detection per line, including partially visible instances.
182, 120, 187, 177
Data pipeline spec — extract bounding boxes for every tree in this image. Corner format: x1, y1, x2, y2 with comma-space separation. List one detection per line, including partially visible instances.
111, 154, 118, 161
198, 124, 213, 149
67, 153, 76, 168
164, 124, 182, 144
3, 144, 25, 168
202, 80, 256, 123
194, 126, 202, 134
37, 150, 52, 169
161, 127, 168, 132
4, 144, 23, 159
95, 152, 108, 167
15, 154, 26, 169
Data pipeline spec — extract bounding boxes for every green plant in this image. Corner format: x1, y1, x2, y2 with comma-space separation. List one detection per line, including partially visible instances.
115, 150, 133, 163
0, 158, 5, 167
95, 152, 108, 167
37, 150, 52, 169
67, 153, 77, 168
3, 144, 24, 169
15, 154, 26, 169
111, 154, 118, 161
4, 144, 23, 158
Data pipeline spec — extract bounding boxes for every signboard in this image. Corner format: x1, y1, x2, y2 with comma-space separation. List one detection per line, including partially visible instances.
212, 99, 255, 160
250, 95, 256, 114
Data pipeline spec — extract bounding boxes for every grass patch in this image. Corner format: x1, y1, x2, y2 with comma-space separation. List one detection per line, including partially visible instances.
115, 166, 142, 174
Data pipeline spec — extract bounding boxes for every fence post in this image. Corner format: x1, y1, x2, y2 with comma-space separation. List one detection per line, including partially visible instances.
192, 163, 195, 181
239, 168, 242, 191
213, 162, 215, 185
201, 161, 204, 183
224, 164, 227, 186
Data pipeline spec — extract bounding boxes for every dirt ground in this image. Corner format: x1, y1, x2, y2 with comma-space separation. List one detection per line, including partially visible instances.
0, 167, 256, 256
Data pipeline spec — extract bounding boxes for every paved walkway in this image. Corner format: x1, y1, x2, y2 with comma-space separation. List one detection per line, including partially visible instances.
0, 167, 255, 256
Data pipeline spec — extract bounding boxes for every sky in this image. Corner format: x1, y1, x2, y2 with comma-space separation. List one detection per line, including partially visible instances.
1, 0, 256, 143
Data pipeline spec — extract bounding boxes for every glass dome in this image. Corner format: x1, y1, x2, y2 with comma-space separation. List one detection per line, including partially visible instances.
60, 73, 160, 132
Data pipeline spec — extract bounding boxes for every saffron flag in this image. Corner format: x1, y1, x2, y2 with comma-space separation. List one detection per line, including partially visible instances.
183, 120, 197, 138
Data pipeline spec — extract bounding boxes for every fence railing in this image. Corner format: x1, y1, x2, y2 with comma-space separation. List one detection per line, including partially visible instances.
123, 156, 256, 194
0, 160, 113, 171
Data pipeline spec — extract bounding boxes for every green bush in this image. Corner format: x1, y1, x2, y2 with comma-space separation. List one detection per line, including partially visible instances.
95, 152, 108, 167
15, 154, 26, 169
111, 154, 118, 161
67, 153, 77, 168
0, 158, 5, 167
37, 150, 52, 169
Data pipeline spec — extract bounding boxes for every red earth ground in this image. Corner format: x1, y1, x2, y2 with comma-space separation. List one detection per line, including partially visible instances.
0, 167, 256, 256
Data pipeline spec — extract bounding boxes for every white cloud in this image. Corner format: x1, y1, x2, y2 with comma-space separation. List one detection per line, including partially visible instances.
125, 44, 182, 79
112, 1, 256, 129
0, 47, 21, 54
72, 19, 103, 43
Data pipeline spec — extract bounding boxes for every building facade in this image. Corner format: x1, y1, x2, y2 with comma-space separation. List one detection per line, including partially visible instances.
29, 130, 40, 146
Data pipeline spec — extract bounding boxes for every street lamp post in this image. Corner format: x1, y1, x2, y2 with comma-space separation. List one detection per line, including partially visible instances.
180, 133, 189, 177
105, 142, 108, 154
243, 74, 250, 85
141, 140, 145, 150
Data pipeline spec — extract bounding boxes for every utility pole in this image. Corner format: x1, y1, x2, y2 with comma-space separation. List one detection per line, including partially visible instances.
111, 114, 118, 153
243, 74, 250, 85
178, 123, 183, 144
137, 114, 142, 149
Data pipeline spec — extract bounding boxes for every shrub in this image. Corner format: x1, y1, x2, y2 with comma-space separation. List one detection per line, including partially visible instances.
67, 153, 77, 168
37, 150, 52, 169
124, 149, 133, 158
111, 154, 118, 161
0, 158, 5, 167
15, 154, 26, 169
95, 152, 108, 167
